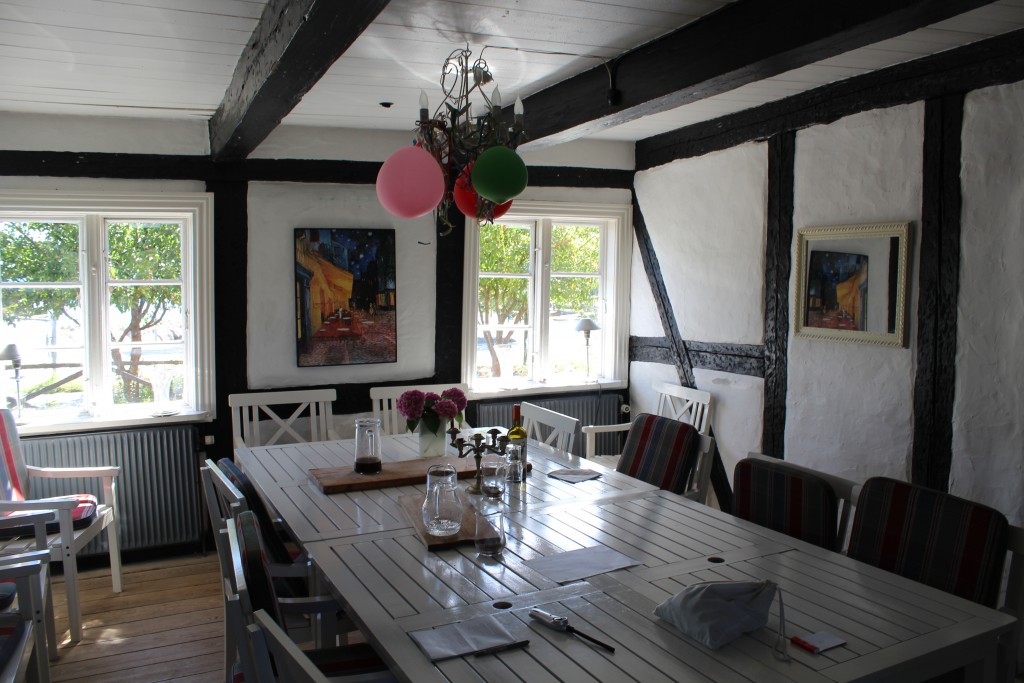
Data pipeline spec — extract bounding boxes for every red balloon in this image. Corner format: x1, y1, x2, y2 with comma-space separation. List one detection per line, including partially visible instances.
453, 169, 512, 221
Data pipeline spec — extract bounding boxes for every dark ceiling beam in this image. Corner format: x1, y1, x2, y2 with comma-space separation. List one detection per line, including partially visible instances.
518, 0, 997, 149
209, 0, 390, 161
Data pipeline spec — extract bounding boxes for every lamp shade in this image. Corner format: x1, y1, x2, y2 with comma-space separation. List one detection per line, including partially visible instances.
575, 318, 600, 333
0, 344, 19, 363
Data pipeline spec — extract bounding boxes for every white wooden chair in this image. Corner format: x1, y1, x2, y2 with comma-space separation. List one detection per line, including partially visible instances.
520, 402, 579, 453
582, 383, 713, 500
0, 557, 49, 683
369, 383, 469, 435
229, 389, 339, 448
0, 409, 121, 644
0, 511, 56, 679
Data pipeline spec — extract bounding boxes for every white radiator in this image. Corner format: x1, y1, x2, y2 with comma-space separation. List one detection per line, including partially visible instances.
476, 393, 623, 457
21, 425, 202, 556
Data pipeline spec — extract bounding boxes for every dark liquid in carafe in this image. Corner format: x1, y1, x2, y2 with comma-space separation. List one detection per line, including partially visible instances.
354, 458, 382, 474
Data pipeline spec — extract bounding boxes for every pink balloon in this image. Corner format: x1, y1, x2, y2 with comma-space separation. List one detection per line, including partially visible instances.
376, 146, 445, 218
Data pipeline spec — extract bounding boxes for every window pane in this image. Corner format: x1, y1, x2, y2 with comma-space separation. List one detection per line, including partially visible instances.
550, 276, 598, 318
0, 221, 80, 283
550, 223, 600, 273
475, 327, 530, 380
548, 277, 600, 382
107, 221, 182, 281
108, 345, 184, 406
107, 285, 183, 343
477, 277, 528, 326
480, 222, 530, 274
0, 286, 85, 420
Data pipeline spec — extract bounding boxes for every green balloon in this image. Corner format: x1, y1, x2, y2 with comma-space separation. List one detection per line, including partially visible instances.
471, 146, 528, 204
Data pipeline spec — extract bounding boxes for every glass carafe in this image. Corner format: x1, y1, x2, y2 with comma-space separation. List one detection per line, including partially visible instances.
353, 418, 382, 474
422, 464, 463, 536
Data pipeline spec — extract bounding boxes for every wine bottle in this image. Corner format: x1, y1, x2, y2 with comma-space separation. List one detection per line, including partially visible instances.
507, 403, 527, 478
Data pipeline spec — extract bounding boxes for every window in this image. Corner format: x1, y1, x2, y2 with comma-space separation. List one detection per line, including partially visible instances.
0, 192, 214, 433
462, 201, 630, 395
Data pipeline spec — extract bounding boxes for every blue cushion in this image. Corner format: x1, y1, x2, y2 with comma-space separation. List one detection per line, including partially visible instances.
0, 583, 15, 611
0, 613, 25, 669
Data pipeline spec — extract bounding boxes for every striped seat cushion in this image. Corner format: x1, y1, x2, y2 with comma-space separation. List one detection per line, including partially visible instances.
616, 413, 699, 495
0, 494, 98, 540
733, 458, 839, 550
848, 477, 1009, 607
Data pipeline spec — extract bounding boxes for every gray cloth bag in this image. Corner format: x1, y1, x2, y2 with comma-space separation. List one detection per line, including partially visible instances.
654, 579, 788, 654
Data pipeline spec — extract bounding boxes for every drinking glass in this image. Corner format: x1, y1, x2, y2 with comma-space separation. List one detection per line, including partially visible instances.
422, 464, 463, 536
505, 445, 524, 483
353, 418, 382, 474
480, 453, 508, 499
474, 504, 506, 557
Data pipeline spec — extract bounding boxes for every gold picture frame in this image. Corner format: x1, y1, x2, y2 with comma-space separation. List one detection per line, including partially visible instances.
794, 221, 911, 348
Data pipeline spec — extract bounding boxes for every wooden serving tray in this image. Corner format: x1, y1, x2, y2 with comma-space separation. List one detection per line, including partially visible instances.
398, 494, 478, 549
309, 455, 477, 494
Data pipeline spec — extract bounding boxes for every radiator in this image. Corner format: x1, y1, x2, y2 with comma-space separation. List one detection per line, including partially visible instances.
21, 425, 202, 556
475, 393, 623, 457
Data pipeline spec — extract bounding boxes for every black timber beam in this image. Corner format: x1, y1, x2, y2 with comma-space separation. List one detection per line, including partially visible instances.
209, 0, 390, 161
520, 0, 996, 149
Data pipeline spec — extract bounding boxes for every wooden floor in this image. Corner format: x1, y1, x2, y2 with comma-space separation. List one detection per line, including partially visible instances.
49, 552, 223, 683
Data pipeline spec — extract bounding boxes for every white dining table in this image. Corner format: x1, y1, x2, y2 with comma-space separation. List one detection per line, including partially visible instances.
235, 434, 1017, 683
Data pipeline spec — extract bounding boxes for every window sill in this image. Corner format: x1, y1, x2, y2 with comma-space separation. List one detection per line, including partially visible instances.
468, 378, 626, 401
16, 408, 212, 437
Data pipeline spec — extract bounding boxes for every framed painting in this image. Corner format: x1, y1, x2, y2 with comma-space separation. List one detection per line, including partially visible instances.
295, 228, 397, 367
794, 221, 911, 347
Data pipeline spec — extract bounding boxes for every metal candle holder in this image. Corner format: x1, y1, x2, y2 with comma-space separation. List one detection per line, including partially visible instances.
447, 426, 510, 495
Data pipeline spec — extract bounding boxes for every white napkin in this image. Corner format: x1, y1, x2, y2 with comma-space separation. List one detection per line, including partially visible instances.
548, 468, 602, 483
525, 546, 640, 583
409, 614, 518, 661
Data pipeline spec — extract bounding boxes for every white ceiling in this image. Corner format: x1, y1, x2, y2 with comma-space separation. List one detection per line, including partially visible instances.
1, 0, 1023, 146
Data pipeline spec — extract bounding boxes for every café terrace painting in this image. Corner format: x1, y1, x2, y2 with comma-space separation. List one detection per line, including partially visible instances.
295, 228, 397, 367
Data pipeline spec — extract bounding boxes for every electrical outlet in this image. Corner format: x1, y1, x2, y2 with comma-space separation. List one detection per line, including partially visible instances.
203, 435, 215, 446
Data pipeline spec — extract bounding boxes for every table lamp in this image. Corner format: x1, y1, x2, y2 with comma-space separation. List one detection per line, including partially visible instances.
0, 344, 21, 418
575, 318, 600, 380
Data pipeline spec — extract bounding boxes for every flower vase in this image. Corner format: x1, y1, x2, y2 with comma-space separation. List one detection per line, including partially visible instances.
418, 422, 448, 458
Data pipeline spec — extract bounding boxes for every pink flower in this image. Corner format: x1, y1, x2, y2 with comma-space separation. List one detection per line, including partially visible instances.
433, 398, 458, 420
397, 390, 425, 420
441, 387, 467, 412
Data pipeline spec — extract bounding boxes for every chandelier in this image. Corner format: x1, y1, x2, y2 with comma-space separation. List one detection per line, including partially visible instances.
376, 47, 528, 234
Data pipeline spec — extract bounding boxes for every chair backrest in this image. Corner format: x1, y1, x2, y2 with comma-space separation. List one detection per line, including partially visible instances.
0, 408, 29, 501
653, 382, 712, 435
616, 413, 708, 498
733, 456, 842, 551
521, 402, 579, 453
216, 459, 293, 566
230, 511, 282, 626
370, 383, 469, 435
848, 477, 1009, 607
200, 459, 248, 531
228, 389, 338, 447
250, 609, 332, 683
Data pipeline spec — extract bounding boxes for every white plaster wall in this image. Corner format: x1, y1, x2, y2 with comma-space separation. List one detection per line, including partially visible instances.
951, 80, 1024, 525
634, 142, 767, 345
787, 103, 923, 481
0, 113, 209, 155
629, 234, 664, 336
246, 181, 438, 388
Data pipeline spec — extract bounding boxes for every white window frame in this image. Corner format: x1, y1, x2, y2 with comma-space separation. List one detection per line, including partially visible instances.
462, 201, 631, 398
0, 191, 215, 435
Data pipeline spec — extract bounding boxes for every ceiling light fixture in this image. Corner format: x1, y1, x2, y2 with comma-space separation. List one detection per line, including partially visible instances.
376, 47, 528, 234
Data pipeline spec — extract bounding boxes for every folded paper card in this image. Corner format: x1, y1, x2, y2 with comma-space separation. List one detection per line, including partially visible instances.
409, 614, 520, 661
547, 468, 602, 483
525, 546, 640, 584
654, 579, 781, 650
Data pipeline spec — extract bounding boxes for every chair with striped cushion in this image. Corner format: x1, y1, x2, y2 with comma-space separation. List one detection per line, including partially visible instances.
848, 477, 1009, 607
229, 512, 393, 680
733, 456, 841, 551
0, 408, 122, 643
0, 557, 48, 683
615, 413, 714, 500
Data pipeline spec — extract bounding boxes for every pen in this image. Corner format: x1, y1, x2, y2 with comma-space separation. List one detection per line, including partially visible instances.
473, 639, 530, 657
790, 636, 819, 654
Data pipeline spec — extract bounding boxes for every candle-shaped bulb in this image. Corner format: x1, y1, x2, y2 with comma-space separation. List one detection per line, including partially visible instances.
419, 89, 429, 122
514, 95, 524, 117
491, 86, 502, 108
